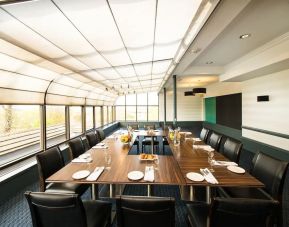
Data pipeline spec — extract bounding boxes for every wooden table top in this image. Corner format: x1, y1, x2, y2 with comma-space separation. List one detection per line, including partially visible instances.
47, 130, 263, 188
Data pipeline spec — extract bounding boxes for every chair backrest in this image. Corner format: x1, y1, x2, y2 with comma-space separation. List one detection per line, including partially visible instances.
68, 137, 85, 160
85, 131, 99, 148
96, 129, 105, 141
208, 132, 222, 151
36, 147, 64, 192
223, 138, 242, 163
210, 197, 279, 227
129, 124, 139, 130
116, 196, 175, 227
25, 192, 87, 227
251, 152, 289, 200
144, 124, 155, 130
200, 128, 209, 142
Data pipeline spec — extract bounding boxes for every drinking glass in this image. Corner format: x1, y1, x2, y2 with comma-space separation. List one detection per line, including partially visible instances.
104, 152, 112, 170
208, 150, 215, 172
154, 156, 159, 171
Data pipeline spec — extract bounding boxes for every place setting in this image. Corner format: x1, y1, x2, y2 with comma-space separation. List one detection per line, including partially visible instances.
72, 166, 105, 181
92, 142, 108, 149
72, 153, 93, 163
127, 166, 155, 182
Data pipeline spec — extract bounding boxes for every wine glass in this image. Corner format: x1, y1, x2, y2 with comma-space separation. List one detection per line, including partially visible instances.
154, 155, 159, 171
208, 150, 215, 172
104, 152, 112, 170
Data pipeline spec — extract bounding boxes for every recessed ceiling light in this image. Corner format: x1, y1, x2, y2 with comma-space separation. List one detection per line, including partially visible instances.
239, 33, 251, 39
190, 48, 201, 54
206, 61, 213, 64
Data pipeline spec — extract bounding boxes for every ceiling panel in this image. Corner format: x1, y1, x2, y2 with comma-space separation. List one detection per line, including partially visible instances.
53, 0, 131, 66
109, 0, 155, 63
96, 68, 121, 80
154, 0, 202, 60
134, 62, 152, 76
115, 65, 136, 78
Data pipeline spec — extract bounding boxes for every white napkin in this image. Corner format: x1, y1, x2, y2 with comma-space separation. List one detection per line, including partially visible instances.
192, 138, 202, 141
212, 160, 238, 166
200, 168, 219, 184
92, 144, 108, 149
86, 166, 105, 181
72, 157, 92, 163
200, 145, 214, 152
107, 135, 115, 139
144, 166, 154, 182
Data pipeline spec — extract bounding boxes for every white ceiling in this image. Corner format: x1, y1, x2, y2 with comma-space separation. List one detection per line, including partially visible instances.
166, 0, 289, 89
0, 0, 219, 104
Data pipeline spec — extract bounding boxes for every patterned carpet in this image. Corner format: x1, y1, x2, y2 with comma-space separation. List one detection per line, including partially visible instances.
0, 182, 187, 227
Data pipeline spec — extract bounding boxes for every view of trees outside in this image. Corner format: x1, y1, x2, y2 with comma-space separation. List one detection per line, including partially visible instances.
95, 107, 102, 127
46, 105, 66, 147
0, 105, 41, 159
69, 106, 82, 138
0, 105, 40, 135
114, 92, 158, 122
86, 107, 93, 130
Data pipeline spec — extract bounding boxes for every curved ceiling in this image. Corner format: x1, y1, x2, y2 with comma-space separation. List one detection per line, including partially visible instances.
0, 0, 218, 105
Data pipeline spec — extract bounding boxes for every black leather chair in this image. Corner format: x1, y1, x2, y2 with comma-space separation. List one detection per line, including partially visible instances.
207, 132, 222, 151
128, 124, 140, 153
68, 137, 86, 160
86, 131, 99, 148
217, 152, 288, 226
36, 147, 88, 194
222, 138, 242, 163
142, 124, 159, 153
116, 196, 175, 227
25, 192, 112, 227
200, 128, 209, 142
96, 129, 105, 141
186, 197, 279, 227
218, 152, 288, 201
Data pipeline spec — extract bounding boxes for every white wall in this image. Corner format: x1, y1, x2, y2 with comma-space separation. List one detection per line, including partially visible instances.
205, 82, 241, 98
242, 69, 289, 150
159, 88, 203, 121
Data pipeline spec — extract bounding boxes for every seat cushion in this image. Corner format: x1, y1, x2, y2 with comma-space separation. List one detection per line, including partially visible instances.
83, 200, 112, 227
218, 187, 273, 200
46, 183, 88, 195
186, 202, 209, 227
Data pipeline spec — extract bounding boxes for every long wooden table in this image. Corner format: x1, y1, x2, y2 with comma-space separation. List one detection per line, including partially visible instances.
47, 130, 263, 202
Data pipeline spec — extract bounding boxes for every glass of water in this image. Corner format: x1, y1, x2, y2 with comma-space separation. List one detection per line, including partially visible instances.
208, 150, 215, 172
104, 152, 111, 170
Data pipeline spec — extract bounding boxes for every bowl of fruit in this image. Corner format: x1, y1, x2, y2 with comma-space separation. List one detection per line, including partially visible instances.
120, 134, 132, 144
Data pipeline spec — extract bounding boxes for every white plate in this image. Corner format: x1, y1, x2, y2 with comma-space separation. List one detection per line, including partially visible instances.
72, 170, 90, 180
227, 165, 245, 174
98, 142, 105, 146
128, 171, 144, 181
186, 172, 205, 182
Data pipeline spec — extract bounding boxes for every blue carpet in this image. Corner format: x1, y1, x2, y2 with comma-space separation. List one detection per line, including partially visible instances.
0, 182, 187, 227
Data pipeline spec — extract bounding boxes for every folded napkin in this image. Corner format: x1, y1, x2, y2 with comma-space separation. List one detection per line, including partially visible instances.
193, 145, 214, 152
185, 132, 192, 135
86, 166, 105, 181
72, 157, 92, 163
144, 166, 154, 182
92, 145, 108, 149
212, 160, 238, 166
107, 135, 115, 139
192, 138, 202, 141
200, 168, 219, 184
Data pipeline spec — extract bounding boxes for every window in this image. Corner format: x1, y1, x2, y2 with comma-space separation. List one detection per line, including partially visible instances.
69, 106, 82, 138
95, 106, 102, 128
115, 106, 125, 121
137, 106, 147, 121
46, 105, 65, 147
137, 93, 147, 105
0, 105, 41, 166
103, 106, 108, 125
148, 106, 159, 121
114, 92, 158, 122
86, 107, 93, 130
126, 106, 136, 121
108, 106, 112, 123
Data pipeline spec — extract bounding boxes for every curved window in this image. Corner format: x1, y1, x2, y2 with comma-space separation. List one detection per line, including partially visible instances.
69, 106, 82, 138
46, 105, 66, 147
86, 107, 93, 130
0, 105, 40, 166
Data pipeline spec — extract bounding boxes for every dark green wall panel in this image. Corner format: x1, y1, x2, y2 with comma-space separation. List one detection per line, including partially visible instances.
205, 97, 216, 123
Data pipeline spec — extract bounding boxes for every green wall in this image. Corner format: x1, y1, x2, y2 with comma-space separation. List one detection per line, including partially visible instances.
205, 97, 216, 123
